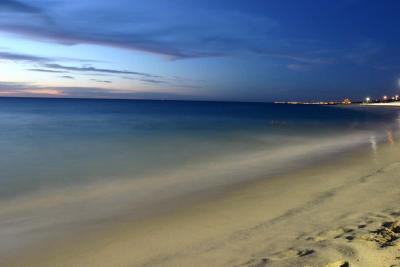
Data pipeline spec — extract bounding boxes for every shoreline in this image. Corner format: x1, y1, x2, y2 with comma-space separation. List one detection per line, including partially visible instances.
3, 131, 400, 266
361, 103, 400, 107
0, 133, 382, 257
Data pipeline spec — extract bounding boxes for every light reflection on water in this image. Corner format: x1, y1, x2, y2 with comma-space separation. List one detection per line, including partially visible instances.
369, 135, 378, 153
387, 128, 395, 145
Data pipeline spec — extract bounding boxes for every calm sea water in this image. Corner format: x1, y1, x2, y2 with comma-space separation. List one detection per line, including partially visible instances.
0, 97, 399, 200
1, 97, 400, 254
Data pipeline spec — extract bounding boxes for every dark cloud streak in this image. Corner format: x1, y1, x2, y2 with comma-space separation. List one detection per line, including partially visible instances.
139, 78, 168, 84
43, 63, 157, 77
0, 51, 49, 62
90, 79, 112, 83
27, 68, 66, 73
0, 2, 281, 59
0, 50, 162, 79
0, 0, 42, 14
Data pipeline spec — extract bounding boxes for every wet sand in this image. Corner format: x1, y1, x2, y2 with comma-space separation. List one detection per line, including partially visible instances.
4, 136, 400, 266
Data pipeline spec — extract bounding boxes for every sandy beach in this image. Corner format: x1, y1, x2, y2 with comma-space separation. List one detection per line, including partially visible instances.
1, 130, 399, 267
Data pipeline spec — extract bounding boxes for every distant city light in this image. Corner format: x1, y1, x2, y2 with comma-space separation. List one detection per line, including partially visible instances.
383, 95, 388, 100
365, 97, 370, 102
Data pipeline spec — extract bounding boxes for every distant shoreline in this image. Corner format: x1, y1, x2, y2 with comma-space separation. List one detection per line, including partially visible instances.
275, 102, 400, 108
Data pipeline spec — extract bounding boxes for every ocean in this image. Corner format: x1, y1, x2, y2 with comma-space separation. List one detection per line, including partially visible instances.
0, 97, 399, 254
0, 98, 399, 199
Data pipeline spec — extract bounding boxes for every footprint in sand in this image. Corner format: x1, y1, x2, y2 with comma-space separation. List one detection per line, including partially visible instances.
324, 261, 349, 267
304, 227, 355, 242
244, 210, 400, 267
297, 248, 315, 257
335, 244, 356, 257
244, 247, 316, 266
271, 247, 316, 260
241, 257, 270, 267
390, 211, 400, 217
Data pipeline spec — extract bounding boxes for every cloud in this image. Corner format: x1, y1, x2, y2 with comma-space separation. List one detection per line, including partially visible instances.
0, 1, 280, 59
23, 89, 63, 95
0, 50, 104, 65
287, 64, 313, 72
43, 63, 156, 77
0, 81, 194, 100
0, 81, 30, 90
90, 79, 111, 83
60, 75, 74, 79
0, 0, 396, 74
261, 52, 334, 65
0, 0, 41, 14
344, 40, 379, 64
0, 51, 49, 62
0, 81, 63, 96
139, 79, 168, 84
122, 76, 202, 89
0, 50, 162, 78
27, 68, 66, 73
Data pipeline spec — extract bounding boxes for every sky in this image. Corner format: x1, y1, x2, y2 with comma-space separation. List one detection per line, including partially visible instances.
0, 0, 399, 102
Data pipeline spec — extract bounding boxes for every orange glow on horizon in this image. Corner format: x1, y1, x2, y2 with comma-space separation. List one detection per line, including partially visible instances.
24, 89, 63, 95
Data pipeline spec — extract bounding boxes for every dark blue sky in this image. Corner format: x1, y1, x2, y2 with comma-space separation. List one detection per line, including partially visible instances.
0, 0, 399, 101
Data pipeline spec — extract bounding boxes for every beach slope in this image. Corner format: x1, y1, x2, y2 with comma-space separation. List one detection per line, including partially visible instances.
4, 139, 400, 267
